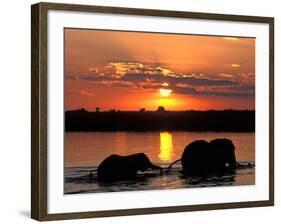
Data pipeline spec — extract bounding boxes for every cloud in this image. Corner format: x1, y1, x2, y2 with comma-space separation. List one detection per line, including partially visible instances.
216, 73, 254, 85
227, 85, 255, 92
88, 68, 99, 73
121, 73, 237, 86
225, 64, 241, 68
80, 90, 95, 97
236, 73, 255, 85
203, 91, 254, 97
108, 62, 173, 79
75, 62, 254, 98
80, 75, 113, 82
80, 62, 239, 86
217, 73, 234, 78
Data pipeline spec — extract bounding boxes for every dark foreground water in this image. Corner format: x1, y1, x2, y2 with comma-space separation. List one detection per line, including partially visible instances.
64, 131, 255, 194
65, 162, 255, 194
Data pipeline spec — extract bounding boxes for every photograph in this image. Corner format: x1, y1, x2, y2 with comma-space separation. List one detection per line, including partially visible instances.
64, 28, 256, 195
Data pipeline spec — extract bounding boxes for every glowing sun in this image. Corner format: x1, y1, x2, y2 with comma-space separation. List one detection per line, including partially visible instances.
159, 88, 172, 97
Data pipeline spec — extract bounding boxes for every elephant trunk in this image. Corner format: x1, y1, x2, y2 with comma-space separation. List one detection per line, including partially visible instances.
165, 159, 181, 173
150, 164, 163, 175
228, 154, 237, 169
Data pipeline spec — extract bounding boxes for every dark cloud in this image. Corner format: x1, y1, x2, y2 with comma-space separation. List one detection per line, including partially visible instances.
170, 84, 253, 97
200, 90, 254, 97
122, 73, 238, 86
80, 75, 113, 82
226, 85, 255, 92
75, 62, 254, 98
134, 82, 253, 97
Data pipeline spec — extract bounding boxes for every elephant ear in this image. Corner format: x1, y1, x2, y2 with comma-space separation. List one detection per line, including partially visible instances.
135, 153, 152, 172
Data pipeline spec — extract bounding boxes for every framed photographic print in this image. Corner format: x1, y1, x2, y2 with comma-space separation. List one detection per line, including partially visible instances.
31, 2, 274, 221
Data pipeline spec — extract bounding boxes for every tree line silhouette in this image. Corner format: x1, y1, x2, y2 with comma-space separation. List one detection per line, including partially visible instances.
65, 107, 255, 132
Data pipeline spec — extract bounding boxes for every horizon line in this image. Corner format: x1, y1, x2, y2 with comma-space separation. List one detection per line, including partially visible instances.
65, 108, 255, 112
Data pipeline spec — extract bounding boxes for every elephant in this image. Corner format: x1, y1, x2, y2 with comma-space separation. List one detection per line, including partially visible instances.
97, 153, 163, 182
166, 138, 237, 175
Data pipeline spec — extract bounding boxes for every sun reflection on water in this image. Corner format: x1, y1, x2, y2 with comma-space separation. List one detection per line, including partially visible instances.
159, 132, 174, 162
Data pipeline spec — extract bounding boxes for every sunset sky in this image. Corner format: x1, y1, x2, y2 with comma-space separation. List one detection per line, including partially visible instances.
65, 28, 255, 111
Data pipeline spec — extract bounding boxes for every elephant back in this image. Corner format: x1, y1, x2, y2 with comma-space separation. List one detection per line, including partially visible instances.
209, 138, 235, 152
97, 154, 136, 182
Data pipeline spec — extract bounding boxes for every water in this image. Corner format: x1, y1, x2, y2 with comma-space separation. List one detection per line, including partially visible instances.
64, 132, 255, 194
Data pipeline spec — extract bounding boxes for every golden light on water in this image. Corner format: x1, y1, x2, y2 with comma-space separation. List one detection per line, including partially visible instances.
159, 132, 174, 162
159, 88, 172, 97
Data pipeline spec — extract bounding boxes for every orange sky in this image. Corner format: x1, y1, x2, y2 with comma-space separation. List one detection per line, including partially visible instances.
65, 28, 255, 111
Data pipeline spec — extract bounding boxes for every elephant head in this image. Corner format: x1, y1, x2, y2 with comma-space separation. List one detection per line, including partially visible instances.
209, 138, 236, 170
131, 153, 163, 174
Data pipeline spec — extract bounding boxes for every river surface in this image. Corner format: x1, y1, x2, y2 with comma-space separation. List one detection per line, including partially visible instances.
64, 131, 255, 194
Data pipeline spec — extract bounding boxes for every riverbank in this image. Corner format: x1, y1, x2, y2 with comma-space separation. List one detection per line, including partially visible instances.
65, 110, 255, 132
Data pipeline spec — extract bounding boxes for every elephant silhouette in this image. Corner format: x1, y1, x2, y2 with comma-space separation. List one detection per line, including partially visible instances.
166, 138, 237, 175
97, 153, 163, 182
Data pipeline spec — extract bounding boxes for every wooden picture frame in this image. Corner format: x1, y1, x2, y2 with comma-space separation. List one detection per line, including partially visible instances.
31, 2, 274, 221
